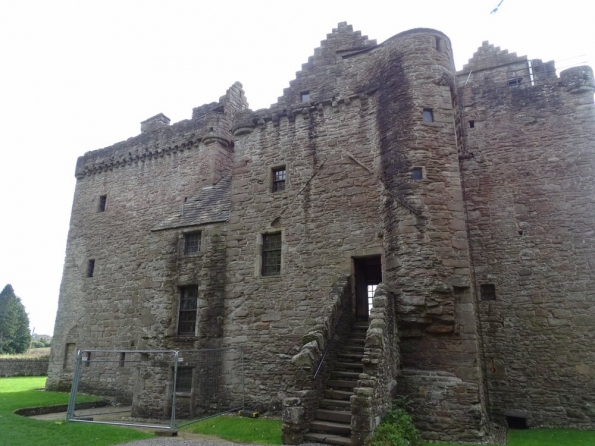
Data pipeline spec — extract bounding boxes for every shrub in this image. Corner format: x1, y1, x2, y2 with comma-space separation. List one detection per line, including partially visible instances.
365, 406, 423, 446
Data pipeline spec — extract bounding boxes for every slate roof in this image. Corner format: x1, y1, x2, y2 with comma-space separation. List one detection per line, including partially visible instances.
152, 175, 231, 231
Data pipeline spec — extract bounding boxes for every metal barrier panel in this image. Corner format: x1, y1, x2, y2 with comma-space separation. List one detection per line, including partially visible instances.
66, 347, 244, 430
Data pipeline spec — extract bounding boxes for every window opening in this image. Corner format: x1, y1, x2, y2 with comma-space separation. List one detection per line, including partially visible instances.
175, 366, 193, 393
367, 284, 378, 314
422, 108, 434, 122
262, 233, 282, 276
84, 351, 91, 367
63, 343, 75, 369
508, 70, 523, 87
119, 352, 126, 367
435, 36, 442, 52
301, 91, 310, 103
178, 285, 198, 336
480, 284, 496, 301
469, 120, 475, 128
87, 259, 95, 278
98, 195, 107, 212
272, 167, 286, 192
506, 416, 528, 429
411, 167, 423, 180
184, 232, 201, 255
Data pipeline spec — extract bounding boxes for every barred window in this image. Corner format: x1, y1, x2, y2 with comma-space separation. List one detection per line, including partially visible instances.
178, 285, 198, 336
175, 366, 193, 393
184, 232, 201, 255
98, 195, 107, 212
272, 167, 286, 192
262, 233, 282, 276
87, 259, 95, 278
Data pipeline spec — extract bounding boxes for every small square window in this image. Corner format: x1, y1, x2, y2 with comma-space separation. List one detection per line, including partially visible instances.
480, 284, 496, 301
272, 167, 286, 192
422, 108, 434, 122
411, 168, 423, 180
87, 259, 95, 278
178, 285, 198, 336
184, 232, 201, 255
98, 195, 107, 212
262, 233, 282, 276
301, 91, 310, 103
175, 366, 193, 393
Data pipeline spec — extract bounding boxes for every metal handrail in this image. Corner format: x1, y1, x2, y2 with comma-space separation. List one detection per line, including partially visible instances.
313, 308, 347, 380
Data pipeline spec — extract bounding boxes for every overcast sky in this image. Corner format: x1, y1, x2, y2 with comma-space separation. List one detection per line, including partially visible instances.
0, 0, 592, 336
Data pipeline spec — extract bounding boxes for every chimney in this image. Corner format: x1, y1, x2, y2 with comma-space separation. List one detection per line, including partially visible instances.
140, 113, 170, 133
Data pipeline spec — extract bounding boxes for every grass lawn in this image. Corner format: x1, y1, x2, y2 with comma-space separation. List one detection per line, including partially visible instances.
0, 376, 152, 446
428, 428, 595, 446
187, 414, 283, 445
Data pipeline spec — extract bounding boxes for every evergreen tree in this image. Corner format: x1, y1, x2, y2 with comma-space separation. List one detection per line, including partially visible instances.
0, 285, 32, 354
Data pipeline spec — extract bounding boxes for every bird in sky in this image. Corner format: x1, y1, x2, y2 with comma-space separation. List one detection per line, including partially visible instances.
491, 0, 504, 14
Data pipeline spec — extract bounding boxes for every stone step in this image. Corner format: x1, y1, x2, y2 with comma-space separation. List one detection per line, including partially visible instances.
331, 370, 360, 380
323, 389, 353, 400
304, 432, 351, 446
334, 361, 363, 371
341, 344, 364, 352
310, 420, 351, 436
345, 337, 365, 345
319, 398, 351, 410
338, 352, 364, 361
315, 409, 352, 423
354, 321, 370, 328
326, 379, 357, 389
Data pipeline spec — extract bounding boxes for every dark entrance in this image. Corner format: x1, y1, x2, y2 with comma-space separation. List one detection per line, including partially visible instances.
354, 256, 382, 320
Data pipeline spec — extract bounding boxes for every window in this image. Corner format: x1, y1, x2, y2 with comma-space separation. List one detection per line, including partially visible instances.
84, 351, 91, 367
87, 259, 95, 278
508, 70, 523, 87
435, 36, 442, 52
184, 232, 201, 255
175, 366, 193, 393
367, 284, 377, 314
422, 108, 434, 122
272, 167, 286, 192
98, 195, 107, 212
63, 343, 75, 369
262, 233, 282, 276
119, 352, 126, 367
178, 285, 198, 336
411, 167, 423, 180
301, 91, 310, 103
480, 284, 496, 301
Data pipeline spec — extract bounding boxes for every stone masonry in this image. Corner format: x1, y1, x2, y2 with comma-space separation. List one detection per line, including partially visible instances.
47, 23, 595, 443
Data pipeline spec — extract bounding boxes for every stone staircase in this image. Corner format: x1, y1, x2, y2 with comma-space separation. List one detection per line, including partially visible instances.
304, 321, 369, 446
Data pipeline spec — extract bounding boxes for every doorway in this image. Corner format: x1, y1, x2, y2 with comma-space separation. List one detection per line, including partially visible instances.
353, 256, 382, 320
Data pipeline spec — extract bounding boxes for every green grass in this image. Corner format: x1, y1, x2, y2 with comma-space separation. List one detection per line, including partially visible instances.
0, 376, 152, 446
427, 428, 595, 446
187, 414, 283, 445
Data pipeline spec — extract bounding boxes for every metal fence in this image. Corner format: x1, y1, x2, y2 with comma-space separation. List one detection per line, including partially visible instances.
66, 347, 244, 431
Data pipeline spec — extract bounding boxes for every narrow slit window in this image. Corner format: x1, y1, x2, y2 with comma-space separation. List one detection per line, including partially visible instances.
175, 367, 193, 393
87, 259, 95, 278
119, 352, 126, 367
469, 120, 475, 128
178, 285, 198, 336
422, 108, 434, 122
262, 233, 282, 276
411, 167, 423, 180
84, 352, 91, 367
98, 195, 107, 212
184, 232, 201, 255
435, 36, 442, 52
480, 284, 496, 301
272, 167, 286, 192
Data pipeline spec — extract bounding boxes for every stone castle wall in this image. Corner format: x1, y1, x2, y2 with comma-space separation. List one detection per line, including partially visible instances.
458, 44, 595, 427
47, 22, 594, 441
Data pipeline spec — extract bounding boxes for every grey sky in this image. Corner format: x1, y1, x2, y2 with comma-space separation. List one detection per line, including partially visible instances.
0, 0, 592, 335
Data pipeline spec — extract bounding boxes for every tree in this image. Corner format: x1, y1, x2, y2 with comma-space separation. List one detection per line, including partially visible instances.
0, 285, 32, 354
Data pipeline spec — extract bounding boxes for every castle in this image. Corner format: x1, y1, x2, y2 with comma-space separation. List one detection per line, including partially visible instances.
47, 23, 595, 444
